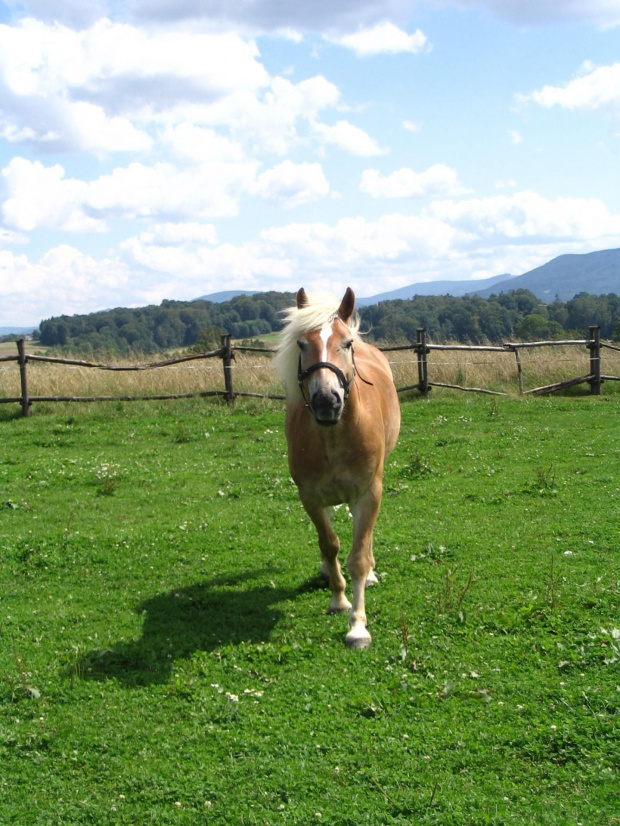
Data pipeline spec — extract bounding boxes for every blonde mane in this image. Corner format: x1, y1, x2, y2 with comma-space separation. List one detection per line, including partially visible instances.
275, 292, 362, 400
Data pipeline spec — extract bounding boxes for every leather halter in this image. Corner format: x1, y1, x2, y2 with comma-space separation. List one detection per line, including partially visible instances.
297, 353, 355, 409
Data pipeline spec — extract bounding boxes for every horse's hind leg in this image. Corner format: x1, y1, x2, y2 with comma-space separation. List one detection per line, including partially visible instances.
304, 503, 351, 614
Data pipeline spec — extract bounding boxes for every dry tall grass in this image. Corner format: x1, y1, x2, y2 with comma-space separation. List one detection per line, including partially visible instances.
1, 340, 620, 402
387, 343, 620, 394
0, 350, 282, 400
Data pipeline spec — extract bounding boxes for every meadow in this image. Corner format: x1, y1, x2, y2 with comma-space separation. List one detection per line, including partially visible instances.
0, 395, 618, 825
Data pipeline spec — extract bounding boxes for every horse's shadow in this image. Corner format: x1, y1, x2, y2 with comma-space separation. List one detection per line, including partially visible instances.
77, 570, 322, 686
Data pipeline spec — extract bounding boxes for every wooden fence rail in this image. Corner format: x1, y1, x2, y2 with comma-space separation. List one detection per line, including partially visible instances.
1, 326, 617, 416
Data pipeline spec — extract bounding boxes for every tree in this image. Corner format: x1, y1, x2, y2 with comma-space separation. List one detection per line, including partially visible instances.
515, 314, 564, 341
193, 325, 224, 352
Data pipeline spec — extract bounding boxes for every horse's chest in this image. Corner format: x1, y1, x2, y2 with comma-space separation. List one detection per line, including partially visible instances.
291, 441, 372, 505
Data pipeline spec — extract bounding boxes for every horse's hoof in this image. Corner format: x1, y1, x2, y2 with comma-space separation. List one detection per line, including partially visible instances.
345, 630, 372, 650
365, 570, 379, 588
328, 596, 352, 614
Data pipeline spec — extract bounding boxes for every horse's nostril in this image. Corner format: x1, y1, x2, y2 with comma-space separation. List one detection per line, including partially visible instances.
312, 389, 340, 409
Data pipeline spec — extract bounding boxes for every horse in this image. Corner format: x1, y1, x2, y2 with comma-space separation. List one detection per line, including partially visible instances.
275, 287, 401, 648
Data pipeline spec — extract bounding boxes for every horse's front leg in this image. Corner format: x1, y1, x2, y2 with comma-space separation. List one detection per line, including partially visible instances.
302, 500, 352, 614
346, 483, 382, 649
366, 538, 379, 586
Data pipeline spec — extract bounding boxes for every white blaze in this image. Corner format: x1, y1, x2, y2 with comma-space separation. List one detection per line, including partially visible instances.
320, 323, 332, 361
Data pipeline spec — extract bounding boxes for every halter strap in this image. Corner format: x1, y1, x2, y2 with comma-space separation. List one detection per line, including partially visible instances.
297, 354, 355, 408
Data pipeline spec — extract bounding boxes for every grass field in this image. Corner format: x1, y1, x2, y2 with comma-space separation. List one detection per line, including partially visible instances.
1, 396, 618, 825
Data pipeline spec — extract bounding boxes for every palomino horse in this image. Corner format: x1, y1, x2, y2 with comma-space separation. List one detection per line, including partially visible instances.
275, 287, 401, 648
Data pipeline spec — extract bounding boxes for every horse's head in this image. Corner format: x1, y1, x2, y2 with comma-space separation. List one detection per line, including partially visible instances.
296, 287, 356, 426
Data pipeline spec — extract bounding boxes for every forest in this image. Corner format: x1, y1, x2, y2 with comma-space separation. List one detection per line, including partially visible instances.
35, 289, 620, 355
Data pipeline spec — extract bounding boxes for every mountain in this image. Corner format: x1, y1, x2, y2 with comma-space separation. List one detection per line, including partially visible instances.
473, 248, 620, 301
357, 273, 511, 305
358, 247, 620, 306
195, 290, 258, 302
0, 326, 37, 336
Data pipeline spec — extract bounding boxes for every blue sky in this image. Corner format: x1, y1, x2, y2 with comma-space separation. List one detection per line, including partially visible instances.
1, 0, 620, 327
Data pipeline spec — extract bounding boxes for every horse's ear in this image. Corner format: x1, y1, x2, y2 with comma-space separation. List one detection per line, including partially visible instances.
338, 287, 355, 323
296, 288, 308, 309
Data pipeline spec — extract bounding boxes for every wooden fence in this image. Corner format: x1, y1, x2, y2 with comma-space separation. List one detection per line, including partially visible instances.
404, 324, 615, 399
1, 326, 618, 417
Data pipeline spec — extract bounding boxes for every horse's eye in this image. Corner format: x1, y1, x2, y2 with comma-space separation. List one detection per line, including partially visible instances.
343, 339, 354, 350
297, 339, 307, 350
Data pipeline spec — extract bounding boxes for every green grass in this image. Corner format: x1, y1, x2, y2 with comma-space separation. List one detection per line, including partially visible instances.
1, 396, 618, 825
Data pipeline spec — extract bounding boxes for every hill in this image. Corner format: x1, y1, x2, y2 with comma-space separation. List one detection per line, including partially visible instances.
359, 248, 620, 305
195, 290, 258, 302
0, 326, 37, 336
474, 247, 620, 301
357, 273, 511, 305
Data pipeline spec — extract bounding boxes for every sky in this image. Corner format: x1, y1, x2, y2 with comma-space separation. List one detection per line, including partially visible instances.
1, 1, 620, 327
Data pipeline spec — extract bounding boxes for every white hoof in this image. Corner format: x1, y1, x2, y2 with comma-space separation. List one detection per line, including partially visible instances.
345, 625, 372, 650
365, 569, 379, 588
329, 594, 352, 614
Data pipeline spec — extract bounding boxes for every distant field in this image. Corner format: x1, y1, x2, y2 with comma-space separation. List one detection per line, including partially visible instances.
0, 340, 49, 357
1, 396, 618, 824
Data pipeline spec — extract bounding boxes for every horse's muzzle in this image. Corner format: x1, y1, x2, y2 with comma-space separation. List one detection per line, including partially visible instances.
311, 389, 343, 426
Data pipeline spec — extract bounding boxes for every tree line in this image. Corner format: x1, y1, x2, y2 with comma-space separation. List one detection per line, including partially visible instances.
36, 289, 620, 355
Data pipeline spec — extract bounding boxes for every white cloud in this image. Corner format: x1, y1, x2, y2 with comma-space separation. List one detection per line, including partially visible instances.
254, 161, 330, 209
429, 190, 620, 242
118, 235, 293, 294
138, 222, 219, 246
1, 154, 259, 232
157, 75, 341, 156
0, 19, 268, 100
508, 129, 523, 144
0, 244, 133, 323
61, 102, 152, 153
87, 161, 248, 220
360, 165, 468, 198
254, 213, 467, 274
113, 211, 470, 303
526, 62, 620, 110
0, 96, 151, 154
402, 120, 422, 132
327, 22, 428, 56
314, 120, 385, 156
0, 19, 270, 153
495, 178, 517, 190
161, 124, 248, 164
0, 227, 28, 246
2, 158, 105, 232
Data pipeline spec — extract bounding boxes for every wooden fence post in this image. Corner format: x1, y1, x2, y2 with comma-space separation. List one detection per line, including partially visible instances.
588, 325, 601, 396
17, 338, 30, 417
220, 333, 235, 404
512, 346, 524, 395
416, 328, 429, 397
